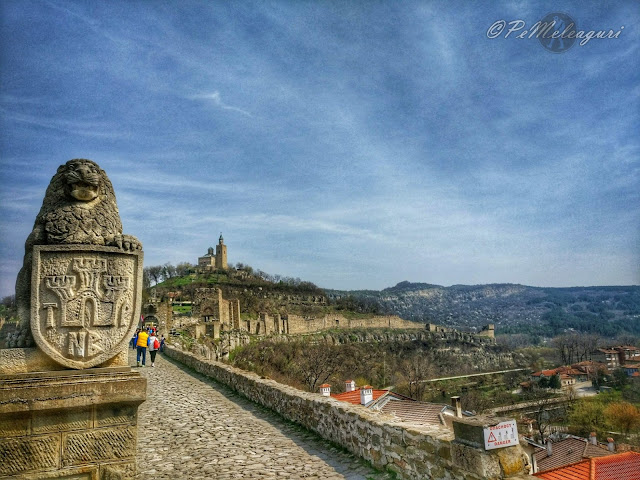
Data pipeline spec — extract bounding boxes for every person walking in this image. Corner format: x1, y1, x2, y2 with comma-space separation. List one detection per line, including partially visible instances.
148, 330, 160, 367
131, 328, 140, 349
136, 328, 149, 367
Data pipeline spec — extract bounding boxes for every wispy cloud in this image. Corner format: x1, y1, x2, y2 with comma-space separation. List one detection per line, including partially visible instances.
189, 91, 253, 117
0, 1, 637, 295
0, 109, 124, 139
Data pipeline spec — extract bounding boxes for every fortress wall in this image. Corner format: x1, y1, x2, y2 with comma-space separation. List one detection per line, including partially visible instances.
285, 314, 328, 334
164, 346, 527, 480
284, 314, 425, 335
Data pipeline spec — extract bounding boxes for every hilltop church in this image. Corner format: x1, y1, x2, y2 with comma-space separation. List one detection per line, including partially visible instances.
197, 234, 228, 271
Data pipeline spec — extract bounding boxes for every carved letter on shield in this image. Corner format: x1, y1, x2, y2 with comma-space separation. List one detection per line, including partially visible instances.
30, 245, 143, 369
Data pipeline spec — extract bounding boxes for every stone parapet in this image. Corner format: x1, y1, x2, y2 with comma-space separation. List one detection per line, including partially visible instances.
0, 367, 146, 479
164, 346, 529, 479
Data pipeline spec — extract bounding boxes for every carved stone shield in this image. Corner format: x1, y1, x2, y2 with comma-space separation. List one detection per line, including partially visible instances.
31, 245, 143, 369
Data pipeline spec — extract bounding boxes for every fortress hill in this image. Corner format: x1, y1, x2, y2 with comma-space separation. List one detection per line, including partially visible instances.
149, 237, 496, 345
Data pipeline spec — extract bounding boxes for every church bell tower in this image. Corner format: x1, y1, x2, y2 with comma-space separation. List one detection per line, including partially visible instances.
215, 233, 228, 270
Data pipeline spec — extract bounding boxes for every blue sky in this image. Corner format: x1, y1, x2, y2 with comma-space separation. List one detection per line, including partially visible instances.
0, 1, 638, 297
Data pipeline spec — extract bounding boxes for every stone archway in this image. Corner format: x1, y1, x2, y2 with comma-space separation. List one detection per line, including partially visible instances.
144, 315, 158, 329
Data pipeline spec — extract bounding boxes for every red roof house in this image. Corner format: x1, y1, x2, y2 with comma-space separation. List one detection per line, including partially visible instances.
534, 451, 640, 480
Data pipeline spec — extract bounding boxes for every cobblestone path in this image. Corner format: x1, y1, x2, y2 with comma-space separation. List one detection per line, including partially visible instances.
131, 349, 391, 480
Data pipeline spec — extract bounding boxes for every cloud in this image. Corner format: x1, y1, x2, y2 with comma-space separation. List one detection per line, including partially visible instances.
189, 91, 253, 117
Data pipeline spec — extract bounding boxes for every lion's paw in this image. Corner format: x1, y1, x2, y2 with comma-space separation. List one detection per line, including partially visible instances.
113, 234, 142, 251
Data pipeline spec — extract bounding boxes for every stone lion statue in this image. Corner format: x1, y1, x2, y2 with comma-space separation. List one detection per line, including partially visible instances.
9, 159, 141, 348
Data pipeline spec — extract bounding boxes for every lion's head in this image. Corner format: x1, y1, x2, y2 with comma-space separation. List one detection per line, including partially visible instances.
38, 159, 119, 212
64, 159, 102, 201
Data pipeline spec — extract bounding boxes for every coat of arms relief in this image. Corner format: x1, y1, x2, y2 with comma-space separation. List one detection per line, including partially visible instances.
32, 245, 142, 369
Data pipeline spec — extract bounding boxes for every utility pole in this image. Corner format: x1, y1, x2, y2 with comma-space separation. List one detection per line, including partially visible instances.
383, 351, 386, 387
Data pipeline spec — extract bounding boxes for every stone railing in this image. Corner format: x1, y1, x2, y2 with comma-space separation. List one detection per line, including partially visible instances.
164, 346, 529, 480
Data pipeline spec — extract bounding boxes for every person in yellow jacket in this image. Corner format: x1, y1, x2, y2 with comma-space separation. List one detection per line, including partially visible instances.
135, 329, 150, 367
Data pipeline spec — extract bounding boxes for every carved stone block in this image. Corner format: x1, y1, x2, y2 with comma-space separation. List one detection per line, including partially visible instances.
61, 426, 136, 467
9, 466, 98, 479
32, 408, 93, 434
30, 245, 143, 369
95, 404, 137, 427
0, 434, 60, 475
0, 412, 30, 437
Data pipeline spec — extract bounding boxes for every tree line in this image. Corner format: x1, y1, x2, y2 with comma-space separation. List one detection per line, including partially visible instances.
143, 261, 322, 296
144, 262, 195, 287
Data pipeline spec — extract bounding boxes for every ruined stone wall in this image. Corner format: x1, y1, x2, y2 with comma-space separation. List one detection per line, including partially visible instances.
164, 346, 528, 480
143, 300, 172, 335
244, 291, 326, 305
477, 323, 495, 339
275, 329, 498, 348
283, 314, 424, 335
192, 288, 243, 336
187, 330, 251, 361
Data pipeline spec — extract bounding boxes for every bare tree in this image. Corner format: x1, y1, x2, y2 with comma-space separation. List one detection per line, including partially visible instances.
553, 333, 600, 365
146, 265, 163, 286
162, 263, 177, 279
398, 353, 434, 400
523, 388, 567, 442
293, 343, 343, 392
553, 334, 578, 364
176, 262, 194, 277
577, 334, 600, 362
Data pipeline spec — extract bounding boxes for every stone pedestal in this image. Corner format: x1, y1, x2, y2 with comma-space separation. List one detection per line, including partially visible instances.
0, 366, 146, 479
452, 416, 528, 479
2, 159, 147, 479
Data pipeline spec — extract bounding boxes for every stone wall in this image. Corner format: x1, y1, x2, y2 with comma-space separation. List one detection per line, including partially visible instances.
191, 330, 250, 361
164, 346, 529, 480
0, 366, 146, 479
142, 299, 173, 336
283, 313, 425, 335
192, 288, 242, 335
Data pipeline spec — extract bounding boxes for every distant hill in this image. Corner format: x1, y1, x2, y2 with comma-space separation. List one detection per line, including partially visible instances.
325, 282, 640, 338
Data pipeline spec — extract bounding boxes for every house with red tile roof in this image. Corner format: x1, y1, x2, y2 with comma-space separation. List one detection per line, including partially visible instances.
318, 380, 406, 406
572, 361, 609, 379
319, 381, 470, 427
559, 374, 576, 389
525, 434, 615, 473
615, 346, 640, 365
624, 363, 640, 377
531, 369, 561, 380
534, 451, 640, 480
593, 348, 622, 369
328, 383, 403, 406
376, 398, 467, 426
530, 368, 578, 389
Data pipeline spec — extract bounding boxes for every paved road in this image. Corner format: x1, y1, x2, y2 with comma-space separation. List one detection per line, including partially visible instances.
130, 349, 390, 480
573, 380, 597, 397
421, 368, 528, 383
